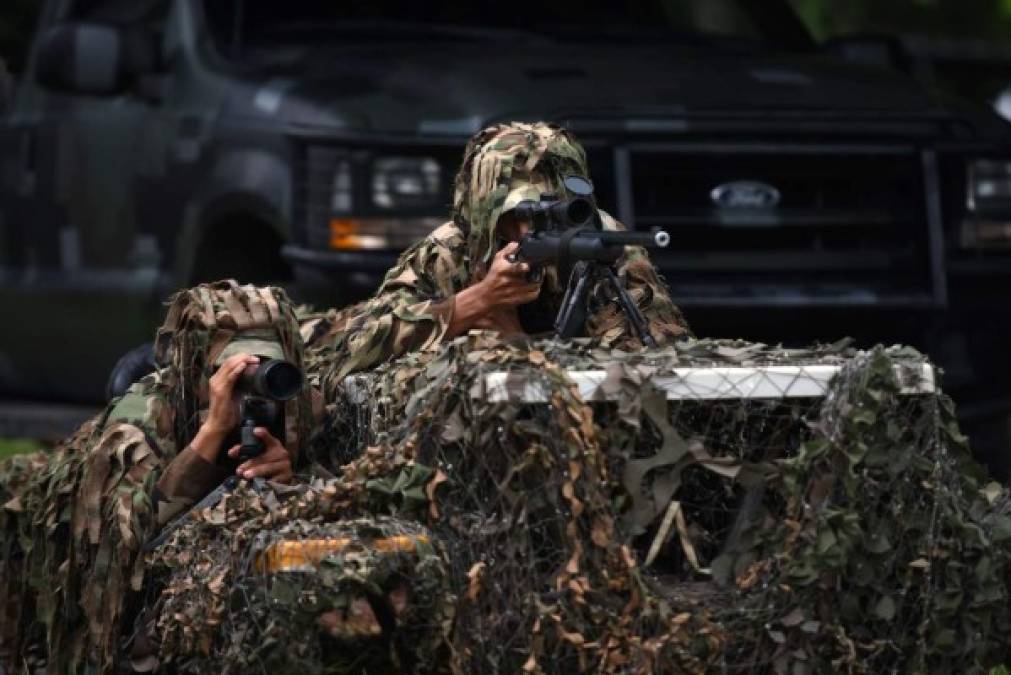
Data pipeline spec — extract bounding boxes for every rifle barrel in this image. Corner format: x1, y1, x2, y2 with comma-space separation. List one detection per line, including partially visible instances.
596, 230, 670, 248
515, 228, 670, 266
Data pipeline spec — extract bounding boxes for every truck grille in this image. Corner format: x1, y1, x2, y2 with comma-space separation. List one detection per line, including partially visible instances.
589, 144, 936, 307
296, 144, 349, 248
292, 137, 938, 308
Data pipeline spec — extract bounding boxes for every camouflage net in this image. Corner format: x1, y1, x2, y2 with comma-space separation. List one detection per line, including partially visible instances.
138, 489, 454, 674
145, 335, 1011, 673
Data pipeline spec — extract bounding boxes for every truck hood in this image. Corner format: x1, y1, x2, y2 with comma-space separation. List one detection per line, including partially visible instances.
235, 42, 974, 136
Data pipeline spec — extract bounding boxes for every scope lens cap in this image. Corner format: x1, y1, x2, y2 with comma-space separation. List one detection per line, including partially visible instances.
563, 175, 594, 197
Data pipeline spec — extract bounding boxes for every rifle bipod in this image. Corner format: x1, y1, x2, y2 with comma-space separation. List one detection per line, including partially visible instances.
554, 261, 657, 347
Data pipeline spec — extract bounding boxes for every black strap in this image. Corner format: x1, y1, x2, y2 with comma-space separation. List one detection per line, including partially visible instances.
557, 226, 588, 287
143, 475, 242, 552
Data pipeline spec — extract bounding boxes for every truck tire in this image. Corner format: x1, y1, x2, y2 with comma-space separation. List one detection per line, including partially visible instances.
189, 218, 291, 286
105, 342, 156, 402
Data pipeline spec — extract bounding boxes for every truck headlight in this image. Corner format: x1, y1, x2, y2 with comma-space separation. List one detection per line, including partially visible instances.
963, 159, 1011, 248
329, 217, 443, 250
371, 156, 442, 209
967, 160, 1011, 212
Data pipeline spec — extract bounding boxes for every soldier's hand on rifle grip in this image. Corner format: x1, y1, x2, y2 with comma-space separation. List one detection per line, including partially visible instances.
504, 251, 539, 281
228, 427, 293, 484
481, 242, 542, 308
447, 243, 543, 338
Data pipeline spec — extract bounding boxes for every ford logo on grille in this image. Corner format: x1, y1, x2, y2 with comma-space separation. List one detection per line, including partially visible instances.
710, 180, 781, 209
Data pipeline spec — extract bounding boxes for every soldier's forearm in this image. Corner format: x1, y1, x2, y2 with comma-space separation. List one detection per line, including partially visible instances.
152, 445, 232, 528
446, 283, 493, 338
189, 424, 228, 464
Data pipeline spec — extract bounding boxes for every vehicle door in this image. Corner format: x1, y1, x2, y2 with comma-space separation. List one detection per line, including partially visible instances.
37, 0, 172, 279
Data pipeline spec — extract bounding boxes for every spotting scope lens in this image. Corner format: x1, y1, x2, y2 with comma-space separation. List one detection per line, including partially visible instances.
240, 359, 303, 400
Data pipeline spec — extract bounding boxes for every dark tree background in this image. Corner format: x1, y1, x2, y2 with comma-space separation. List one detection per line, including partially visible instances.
2, 0, 1011, 74
790, 0, 1011, 41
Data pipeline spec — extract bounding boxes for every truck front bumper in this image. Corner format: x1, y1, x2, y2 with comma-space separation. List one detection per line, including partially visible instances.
282, 244, 399, 302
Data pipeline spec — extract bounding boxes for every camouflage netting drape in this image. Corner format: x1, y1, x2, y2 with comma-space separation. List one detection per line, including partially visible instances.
145, 335, 1011, 673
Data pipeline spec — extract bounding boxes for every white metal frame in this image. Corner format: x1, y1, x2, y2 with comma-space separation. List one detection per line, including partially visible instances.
475, 363, 935, 403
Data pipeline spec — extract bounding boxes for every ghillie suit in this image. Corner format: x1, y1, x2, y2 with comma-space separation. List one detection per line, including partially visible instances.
299, 334, 1011, 673
137, 483, 455, 674
305, 121, 689, 391
0, 281, 315, 674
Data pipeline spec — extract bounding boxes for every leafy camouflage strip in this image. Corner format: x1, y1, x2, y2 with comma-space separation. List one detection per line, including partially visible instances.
313, 335, 1011, 672
0, 381, 172, 674
0, 280, 317, 674
0, 450, 52, 664
451, 121, 591, 267
138, 482, 454, 674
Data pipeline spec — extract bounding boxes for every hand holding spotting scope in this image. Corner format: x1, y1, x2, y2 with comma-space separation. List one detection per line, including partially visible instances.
236, 359, 302, 462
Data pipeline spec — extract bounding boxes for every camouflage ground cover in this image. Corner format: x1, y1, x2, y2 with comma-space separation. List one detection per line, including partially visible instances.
138, 494, 454, 674
144, 335, 1011, 673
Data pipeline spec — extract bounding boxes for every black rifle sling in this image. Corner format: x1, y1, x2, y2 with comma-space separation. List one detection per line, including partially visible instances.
604, 267, 657, 347
556, 226, 589, 287
142, 474, 250, 553
555, 261, 593, 339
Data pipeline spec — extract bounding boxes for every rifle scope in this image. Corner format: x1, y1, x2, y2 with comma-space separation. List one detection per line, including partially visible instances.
514, 196, 595, 230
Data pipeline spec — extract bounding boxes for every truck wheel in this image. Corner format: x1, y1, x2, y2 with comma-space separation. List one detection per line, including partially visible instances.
106, 342, 156, 402
189, 218, 292, 286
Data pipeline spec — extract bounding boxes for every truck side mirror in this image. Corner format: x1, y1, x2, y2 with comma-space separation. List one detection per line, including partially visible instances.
36, 23, 158, 96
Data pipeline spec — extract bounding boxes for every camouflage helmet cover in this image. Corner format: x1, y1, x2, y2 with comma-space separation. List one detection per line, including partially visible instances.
153, 279, 313, 456
451, 121, 592, 267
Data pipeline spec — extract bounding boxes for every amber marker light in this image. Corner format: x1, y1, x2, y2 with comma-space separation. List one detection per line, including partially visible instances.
254, 535, 430, 573
328, 218, 361, 250
328, 218, 392, 250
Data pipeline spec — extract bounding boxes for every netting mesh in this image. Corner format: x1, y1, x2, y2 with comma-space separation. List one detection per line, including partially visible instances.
142, 336, 1011, 674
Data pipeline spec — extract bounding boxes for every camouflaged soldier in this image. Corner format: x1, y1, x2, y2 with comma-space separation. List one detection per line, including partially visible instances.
304, 121, 690, 386
0, 280, 318, 673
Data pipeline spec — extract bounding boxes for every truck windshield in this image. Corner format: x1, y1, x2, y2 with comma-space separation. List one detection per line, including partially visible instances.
204, 0, 812, 61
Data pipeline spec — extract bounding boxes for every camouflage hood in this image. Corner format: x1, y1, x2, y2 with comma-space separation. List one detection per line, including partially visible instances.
452, 121, 592, 268
153, 280, 314, 459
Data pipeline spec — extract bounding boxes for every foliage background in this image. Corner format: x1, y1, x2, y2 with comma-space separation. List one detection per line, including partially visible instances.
0, 439, 42, 461
789, 0, 1011, 41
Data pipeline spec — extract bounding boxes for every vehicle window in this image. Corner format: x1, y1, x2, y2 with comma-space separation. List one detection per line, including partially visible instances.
658, 0, 762, 39
68, 0, 168, 25
202, 0, 792, 64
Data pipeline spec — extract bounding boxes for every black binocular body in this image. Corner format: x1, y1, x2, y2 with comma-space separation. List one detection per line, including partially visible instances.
228, 359, 303, 463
